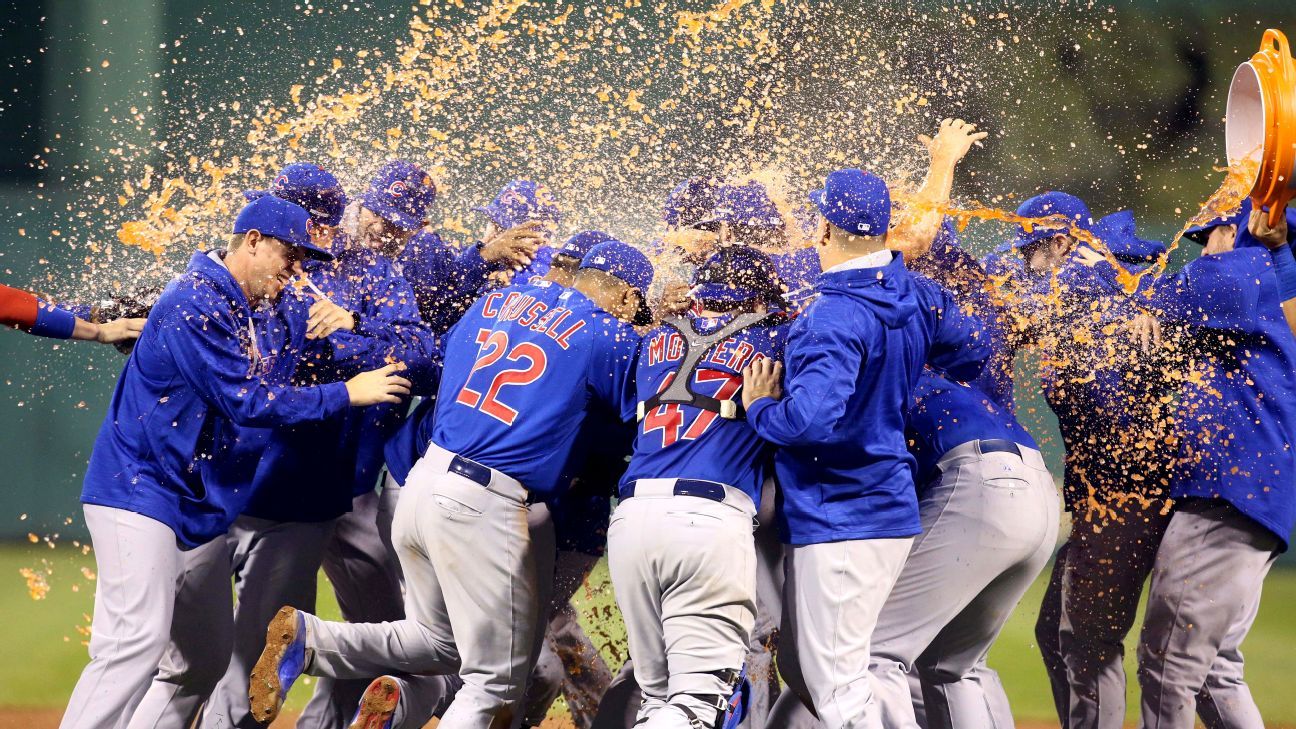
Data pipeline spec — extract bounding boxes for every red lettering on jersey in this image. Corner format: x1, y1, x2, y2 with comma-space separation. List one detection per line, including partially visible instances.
551, 318, 587, 349
648, 334, 666, 366
530, 307, 560, 332
666, 333, 684, 361
502, 295, 534, 322
481, 292, 504, 318
541, 308, 572, 341
727, 341, 756, 371
707, 339, 732, 366
517, 300, 548, 327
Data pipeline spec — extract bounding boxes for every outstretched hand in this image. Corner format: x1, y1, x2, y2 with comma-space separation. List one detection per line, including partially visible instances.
346, 363, 412, 406
918, 118, 988, 166
95, 317, 146, 344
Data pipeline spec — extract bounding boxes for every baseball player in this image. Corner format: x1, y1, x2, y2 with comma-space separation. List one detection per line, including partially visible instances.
608, 245, 791, 729
866, 368, 1059, 728
739, 168, 989, 729
474, 179, 563, 285
1134, 206, 1295, 729
0, 282, 144, 344
248, 240, 651, 729
59, 195, 412, 729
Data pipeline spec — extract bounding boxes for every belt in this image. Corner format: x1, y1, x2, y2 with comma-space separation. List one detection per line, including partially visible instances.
448, 454, 493, 487
624, 478, 727, 503
980, 439, 1022, 458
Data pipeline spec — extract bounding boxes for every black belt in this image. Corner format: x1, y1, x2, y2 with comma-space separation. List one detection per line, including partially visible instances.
979, 439, 1022, 458
624, 479, 727, 503
448, 454, 493, 487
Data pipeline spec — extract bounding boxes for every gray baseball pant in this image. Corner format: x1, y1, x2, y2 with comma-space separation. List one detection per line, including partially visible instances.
1035, 498, 1171, 729
779, 535, 914, 729
61, 506, 189, 729
590, 478, 784, 729
870, 441, 1059, 729
606, 481, 758, 729
301, 443, 554, 728
298, 482, 407, 729
1136, 499, 1278, 729
201, 516, 337, 728
124, 534, 234, 729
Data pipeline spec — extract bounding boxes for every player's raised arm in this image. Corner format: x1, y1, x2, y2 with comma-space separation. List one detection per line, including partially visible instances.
889, 118, 987, 258
2, 282, 145, 345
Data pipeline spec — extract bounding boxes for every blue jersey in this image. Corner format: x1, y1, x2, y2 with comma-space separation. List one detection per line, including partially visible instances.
621, 312, 790, 506
431, 283, 639, 497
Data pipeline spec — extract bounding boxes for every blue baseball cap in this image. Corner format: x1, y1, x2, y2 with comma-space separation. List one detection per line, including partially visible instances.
232, 195, 333, 261
360, 160, 437, 232
663, 176, 724, 229
1093, 210, 1166, 263
1013, 192, 1093, 249
808, 169, 892, 236
691, 245, 787, 310
697, 181, 786, 230
557, 230, 615, 260
476, 179, 562, 230
580, 240, 654, 293
243, 163, 348, 227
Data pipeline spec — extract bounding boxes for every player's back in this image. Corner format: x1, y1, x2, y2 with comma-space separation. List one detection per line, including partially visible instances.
431, 282, 639, 497
621, 312, 790, 507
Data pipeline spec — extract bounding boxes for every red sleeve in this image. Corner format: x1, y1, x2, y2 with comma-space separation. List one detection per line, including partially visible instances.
0, 284, 39, 329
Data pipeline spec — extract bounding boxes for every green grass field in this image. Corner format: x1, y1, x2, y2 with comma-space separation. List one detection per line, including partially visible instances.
3, 542, 1294, 724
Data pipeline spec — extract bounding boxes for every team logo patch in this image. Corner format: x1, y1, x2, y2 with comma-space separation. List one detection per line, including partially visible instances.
386, 180, 408, 197
499, 189, 527, 206
273, 175, 289, 190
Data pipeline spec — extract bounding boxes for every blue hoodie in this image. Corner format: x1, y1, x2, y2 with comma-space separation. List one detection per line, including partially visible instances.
1150, 247, 1296, 551
748, 254, 989, 545
907, 369, 1038, 489
240, 238, 440, 523
81, 251, 352, 548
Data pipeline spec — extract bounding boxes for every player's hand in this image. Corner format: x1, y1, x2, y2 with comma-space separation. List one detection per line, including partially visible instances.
1073, 245, 1107, 268
1130, 312, 1162, 354
1248, 207, 1289, 250
345, 363, 412, 406
918, 118, 988, 166
741, 358, 783, 409
656, 282, 693, 317
488, 269, 517, 289
95, 317, 146, 344
481, 221, 545, 271
306, 298, 356, 340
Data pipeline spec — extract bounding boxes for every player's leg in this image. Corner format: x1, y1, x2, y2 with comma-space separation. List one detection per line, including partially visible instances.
1060, 499, 1170, 729
766, 689, 822, 729
911, 451, 1059, 729
1136, 501, 1277, 729
1033, 541, 1069, 729
200, 516, 334, 729
606, 497, 671, 724
422, 449, 545, 728
1194, 581, 1265, 729
784, 535, 913, 729
633, 492, 757, 729
589, 660, 642, 729
125, 536, 234, 729
744, 477, 785, 729
301, 487, 407, 729
60, 506, 183, 729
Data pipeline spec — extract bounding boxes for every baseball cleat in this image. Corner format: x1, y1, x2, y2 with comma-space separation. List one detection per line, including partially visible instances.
248, 605, 308, 724
348, 675, 400, 729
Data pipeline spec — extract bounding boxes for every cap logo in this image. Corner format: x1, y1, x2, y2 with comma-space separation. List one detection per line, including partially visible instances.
500, 189, 527, 206
386, 180, 408, 197
594, 256, 606, 264
273, 175, 289, 190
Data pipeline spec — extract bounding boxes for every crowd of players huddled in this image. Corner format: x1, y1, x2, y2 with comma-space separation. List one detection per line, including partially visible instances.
6, 116, 1295, 729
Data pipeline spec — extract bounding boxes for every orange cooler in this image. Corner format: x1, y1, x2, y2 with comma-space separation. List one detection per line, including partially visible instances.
1226, 29, 1296, 225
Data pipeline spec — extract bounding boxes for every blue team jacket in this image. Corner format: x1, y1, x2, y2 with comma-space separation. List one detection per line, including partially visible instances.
1152, 247, 1296, 551
81, 251, 351, 548
907, 369, 1038, 490
748, 255, 989, 545
397, 230, 495, 333
240, 240, 439, 523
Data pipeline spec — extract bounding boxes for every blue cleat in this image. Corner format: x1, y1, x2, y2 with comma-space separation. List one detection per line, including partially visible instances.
248, 605, 308, 724
348, 675, 400, 729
